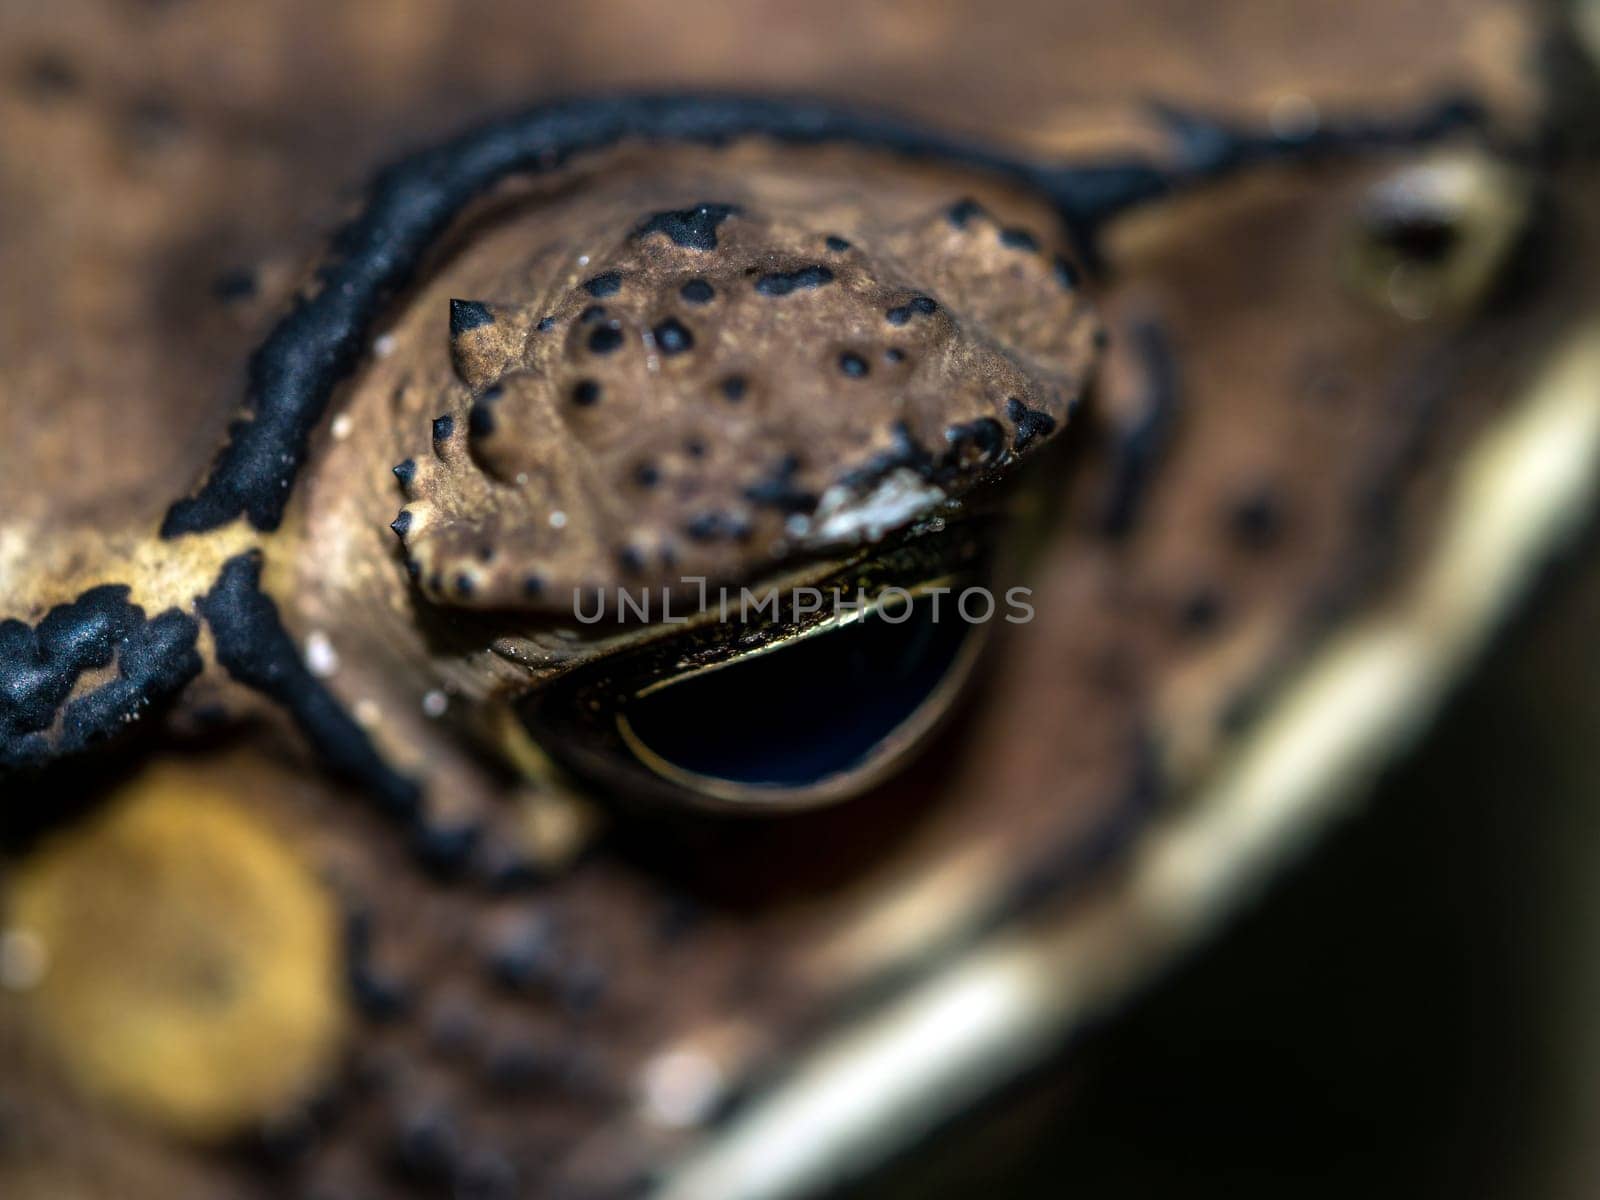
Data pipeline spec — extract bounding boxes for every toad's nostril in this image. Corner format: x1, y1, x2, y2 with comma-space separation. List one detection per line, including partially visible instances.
1343, 151, 1532, 320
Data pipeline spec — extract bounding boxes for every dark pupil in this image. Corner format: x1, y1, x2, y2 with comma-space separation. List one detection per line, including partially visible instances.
621, 595, 968, 788
1373, 213, 1459, 264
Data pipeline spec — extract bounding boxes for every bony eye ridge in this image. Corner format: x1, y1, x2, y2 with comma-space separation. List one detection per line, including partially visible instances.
359, 131, 1105, 811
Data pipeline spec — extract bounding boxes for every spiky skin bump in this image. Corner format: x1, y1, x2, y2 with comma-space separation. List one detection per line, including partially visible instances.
387, 143, 1098, 610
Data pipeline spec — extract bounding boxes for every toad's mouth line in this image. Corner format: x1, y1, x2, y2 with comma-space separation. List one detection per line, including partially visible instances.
616, 589, 986, 800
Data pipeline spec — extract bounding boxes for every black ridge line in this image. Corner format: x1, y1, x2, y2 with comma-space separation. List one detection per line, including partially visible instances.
0, 585, 202, 771
158, 91, 1485, 539
197, 551, 422, 815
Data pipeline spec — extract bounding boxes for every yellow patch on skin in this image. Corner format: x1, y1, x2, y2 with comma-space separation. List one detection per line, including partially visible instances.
0, 516, 262, 622
3, 762, 344, 1140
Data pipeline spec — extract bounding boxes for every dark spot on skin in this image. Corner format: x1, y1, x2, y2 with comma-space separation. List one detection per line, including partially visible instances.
618, 547, 646, 575
468, 400, 496, 438
344, 910, 410, 1022
825, 235, 851, 252
432, 414, 454, 443
652, 317, 694, 355
1005, 396, 1056, 453
390, 510, 412, 537
947, 197, 986, 227
754, 265, 835, 296
685, 511, 750, 542
393, 1107, 461, 1183
839, 351, 869, 378
449, 298, 494, 336
886, 296, 937, 325
685, 439, 706, 458
1053, 255, 1081, 290
583, 270, 623, 297
943, 417, 1007, 471
486, 916, 554, 991
885, 348, 906, 364
721, 376, 747, 402
537, 315, 556, 332
345, 925, 411, 1029
580, 305, 609, 324
680, 278, 715, 304
478, 546, 495, 563
18, 53, 79, 102
1228, 484, 1287, 549
634, 202, 740, 251
572, 379, 601, 406
411, 820, 481, 876
588, 323, 624, 355
999, 227, 1040, 251
634, 462, 661, 488
1179, 587, 1226, 635
1094, 328, 1111, 350
425, 999, 480, 1058
211, 268, 257, 303
455, 574, 476, 598
478, 847, 538, 887
392, 459, 415, 485
523, 575, 545, 599
744, 455, 817, 514
484, 1040, 548, 1093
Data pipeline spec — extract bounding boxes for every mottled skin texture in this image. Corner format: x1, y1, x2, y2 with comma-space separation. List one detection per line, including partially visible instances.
1, 2, 1595, 1199
392, 150, 1093, 608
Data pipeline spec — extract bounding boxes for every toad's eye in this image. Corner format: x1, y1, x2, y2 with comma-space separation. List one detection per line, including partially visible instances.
615, 592, 982, 805
1343, 152, 1532, 320
515, 525, 1002, 812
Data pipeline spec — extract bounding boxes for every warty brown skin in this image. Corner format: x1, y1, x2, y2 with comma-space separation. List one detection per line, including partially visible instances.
2, 2, 1594, 1198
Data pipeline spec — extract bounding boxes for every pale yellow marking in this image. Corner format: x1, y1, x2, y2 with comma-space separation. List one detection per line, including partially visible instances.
0, 517, 261, 620
3, 762, 345, 1141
